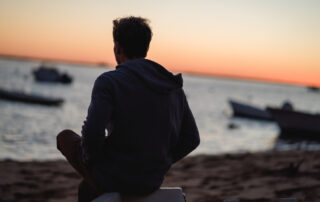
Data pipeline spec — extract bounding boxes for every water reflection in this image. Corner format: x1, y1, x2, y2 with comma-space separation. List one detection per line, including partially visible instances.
273, 134, 320, 151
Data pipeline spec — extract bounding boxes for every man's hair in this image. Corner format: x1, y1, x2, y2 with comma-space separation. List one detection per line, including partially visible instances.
113, 16, 152, 59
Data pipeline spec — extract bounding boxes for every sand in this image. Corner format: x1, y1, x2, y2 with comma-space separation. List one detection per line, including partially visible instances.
1, 150, 319, 202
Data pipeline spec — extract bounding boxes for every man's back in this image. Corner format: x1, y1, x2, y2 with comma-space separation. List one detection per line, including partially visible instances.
57, 16, 199, 201
81, 59, 199, 194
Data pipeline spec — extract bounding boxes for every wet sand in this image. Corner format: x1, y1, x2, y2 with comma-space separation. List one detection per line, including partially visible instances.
1, 150, 319, 202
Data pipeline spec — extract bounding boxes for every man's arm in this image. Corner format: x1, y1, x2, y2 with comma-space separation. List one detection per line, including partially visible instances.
171, 92, 200, 163
81, 74, 114, 165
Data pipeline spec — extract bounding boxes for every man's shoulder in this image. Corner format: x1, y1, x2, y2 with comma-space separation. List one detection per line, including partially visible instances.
92, 71, 115, 90
98, 69, 117, 78
95, 68, 132, 89
96, 69, 123, 82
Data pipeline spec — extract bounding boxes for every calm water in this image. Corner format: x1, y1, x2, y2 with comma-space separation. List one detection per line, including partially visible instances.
0, 58, 320, 160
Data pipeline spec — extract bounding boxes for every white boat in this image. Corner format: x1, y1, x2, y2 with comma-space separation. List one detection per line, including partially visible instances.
229, 100, 272, 121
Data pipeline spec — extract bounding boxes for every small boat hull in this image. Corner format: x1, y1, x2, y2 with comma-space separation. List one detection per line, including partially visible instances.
267, 107, 320, 139
229, 100, 272, 121
0, 88, 63, 106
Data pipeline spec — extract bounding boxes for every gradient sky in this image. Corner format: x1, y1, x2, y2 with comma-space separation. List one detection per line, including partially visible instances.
0, 0, 319, 86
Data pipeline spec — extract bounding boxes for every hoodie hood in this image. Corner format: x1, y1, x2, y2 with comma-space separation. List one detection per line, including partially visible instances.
116, 59, 183, 94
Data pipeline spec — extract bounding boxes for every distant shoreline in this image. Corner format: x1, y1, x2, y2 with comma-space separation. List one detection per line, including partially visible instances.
1, 150, 319, 202
0, 53, 111, 68
1, 54, 319, 88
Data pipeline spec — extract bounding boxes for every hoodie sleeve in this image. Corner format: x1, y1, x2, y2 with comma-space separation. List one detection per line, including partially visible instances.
81, 74, 114, 165
171, 91, 200, 163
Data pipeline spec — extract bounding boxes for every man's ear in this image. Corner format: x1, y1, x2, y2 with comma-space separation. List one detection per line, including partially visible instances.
114, 42, 122, 55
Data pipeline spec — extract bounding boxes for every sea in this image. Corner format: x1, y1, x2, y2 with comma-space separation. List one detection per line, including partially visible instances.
0, 58, 320, 161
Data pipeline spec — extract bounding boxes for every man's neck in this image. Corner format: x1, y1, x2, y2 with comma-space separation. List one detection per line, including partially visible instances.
117, 56, 144, 65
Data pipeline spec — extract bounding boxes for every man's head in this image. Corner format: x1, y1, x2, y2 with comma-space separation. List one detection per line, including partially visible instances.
113, 16, 152, 64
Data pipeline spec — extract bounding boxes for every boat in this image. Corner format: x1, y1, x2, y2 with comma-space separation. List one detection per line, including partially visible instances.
229, 100, 272, 121
267, 107, 320, 139
33, 65, 73, 84
307, 86, 320, 92
0, 88, 64, 106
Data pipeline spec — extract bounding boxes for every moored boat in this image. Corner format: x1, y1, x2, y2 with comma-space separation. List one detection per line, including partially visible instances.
0, 88, 63, 106
267, 107, 320, 139
33, 65, 72, 84
307, 86, 320, 92
229, 100, 272, 121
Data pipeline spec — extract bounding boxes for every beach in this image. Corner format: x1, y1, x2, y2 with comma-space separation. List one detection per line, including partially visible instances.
1, 150, 319, 202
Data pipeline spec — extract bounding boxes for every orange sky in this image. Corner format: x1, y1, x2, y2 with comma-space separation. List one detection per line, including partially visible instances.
0, 0, 319, 86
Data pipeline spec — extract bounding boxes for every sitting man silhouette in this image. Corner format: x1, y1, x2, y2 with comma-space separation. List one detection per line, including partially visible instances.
57, 16, 200, 202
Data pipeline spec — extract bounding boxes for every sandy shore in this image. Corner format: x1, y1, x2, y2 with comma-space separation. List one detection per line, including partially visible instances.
1, 150, 320, 202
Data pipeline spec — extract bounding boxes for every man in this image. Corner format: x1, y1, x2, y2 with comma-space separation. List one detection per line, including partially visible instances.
57, 16, 200, 202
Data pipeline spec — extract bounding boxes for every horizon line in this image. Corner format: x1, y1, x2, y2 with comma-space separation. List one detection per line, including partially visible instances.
0, 53, 318, 88
0, 53, 110, 67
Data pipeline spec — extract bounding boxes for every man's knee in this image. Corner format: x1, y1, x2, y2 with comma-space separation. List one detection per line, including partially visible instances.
78, 180, 99, 202
56, 129, 77, 151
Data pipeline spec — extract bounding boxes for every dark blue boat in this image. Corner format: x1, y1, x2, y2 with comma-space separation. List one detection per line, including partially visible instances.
0, 88, 63, 106
33, 66, 72, 84
267, 107, 320, 139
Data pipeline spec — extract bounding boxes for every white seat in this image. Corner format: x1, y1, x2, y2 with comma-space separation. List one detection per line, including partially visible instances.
279, 199, 297, 202
92, 187, 185, 202
223, 199, 297, 202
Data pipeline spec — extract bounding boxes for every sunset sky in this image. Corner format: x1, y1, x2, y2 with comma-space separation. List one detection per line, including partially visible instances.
0, 0, 319, 86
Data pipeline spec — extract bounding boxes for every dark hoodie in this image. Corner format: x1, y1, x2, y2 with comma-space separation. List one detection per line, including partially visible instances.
81, 58, 200, 194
